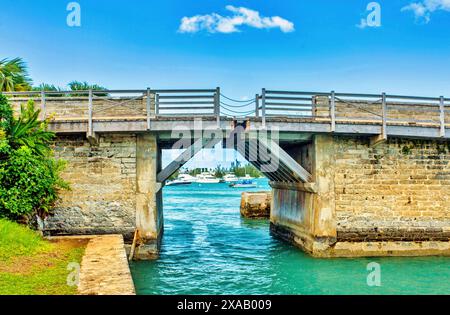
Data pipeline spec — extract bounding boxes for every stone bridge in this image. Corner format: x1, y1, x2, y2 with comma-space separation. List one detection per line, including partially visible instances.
5, 88, 450, 259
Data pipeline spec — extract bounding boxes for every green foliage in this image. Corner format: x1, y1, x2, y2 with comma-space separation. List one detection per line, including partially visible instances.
68, 80, 108, 96
0, 95, 69, 221
214, 165, 226, 178
230, 160, 262, 178
168, 170, 180, 180
188, 168, 204, 176
0, 57, 32, 91
0, 94, 13, 132
8, 101, 55, 156
185, 163, 263, 179
0, 146, 69, 218
32, 81, 109, 97
32, 83, 65, 97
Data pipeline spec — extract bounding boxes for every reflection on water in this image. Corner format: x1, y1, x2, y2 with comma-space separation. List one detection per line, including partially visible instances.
130, 179, 450, 295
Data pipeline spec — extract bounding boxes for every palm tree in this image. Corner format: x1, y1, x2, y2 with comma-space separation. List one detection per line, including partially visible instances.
8, 101, 55, 156
0, 58, 32, 92
0, 95, 54, 157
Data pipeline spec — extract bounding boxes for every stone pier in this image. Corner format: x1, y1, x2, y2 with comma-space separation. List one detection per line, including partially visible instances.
270, 135, 450, 257
78, 235, 136, 295
240, 191, 271, 218
134, 133, 163, 259
42, 133, 163, 260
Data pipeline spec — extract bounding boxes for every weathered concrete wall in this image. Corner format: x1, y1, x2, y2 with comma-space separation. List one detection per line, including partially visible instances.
271, 184, 315, 250
270, 135, 450, 257
270, 136, 337, 254
134, 133, 163, 259
44, 134, 137, 239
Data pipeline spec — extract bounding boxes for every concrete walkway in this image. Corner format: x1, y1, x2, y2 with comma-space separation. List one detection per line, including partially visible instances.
78, 235, 136, 295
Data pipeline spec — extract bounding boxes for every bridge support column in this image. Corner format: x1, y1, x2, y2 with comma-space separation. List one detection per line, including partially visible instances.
310, 135, 337, 251
134, 133, 163, 260
270, 135, 337, 257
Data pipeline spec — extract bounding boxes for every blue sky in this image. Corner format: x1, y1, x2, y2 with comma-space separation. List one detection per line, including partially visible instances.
1, 0, 450, 97
1, 0, 450, 168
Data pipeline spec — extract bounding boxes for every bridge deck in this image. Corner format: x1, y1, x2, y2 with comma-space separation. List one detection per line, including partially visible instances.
4, 89, 450, 139
41, 116, 449, 140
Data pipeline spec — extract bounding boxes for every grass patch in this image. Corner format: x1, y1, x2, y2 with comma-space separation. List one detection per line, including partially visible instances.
0, 219, 87, 295
0, 219, 53, 262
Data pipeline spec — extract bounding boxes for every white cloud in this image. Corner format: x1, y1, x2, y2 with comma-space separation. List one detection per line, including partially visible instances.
178, 5, 295, 34
402, 0, 450, 23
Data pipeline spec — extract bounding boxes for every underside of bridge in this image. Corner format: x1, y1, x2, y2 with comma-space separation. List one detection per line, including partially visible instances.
131, 124, 340, 259
131, 126, 449, 259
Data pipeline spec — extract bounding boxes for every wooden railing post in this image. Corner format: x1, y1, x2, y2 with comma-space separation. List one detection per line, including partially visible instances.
215, 87, 220, 127
88, 89, 93, 137
40, 91, 46, 121
261, 88, 266, 128
146, 88, 151, 130
381, 92, 387, 140
330, 90, 336, 132
155, 94, 160, 116
255, 94, 260, 118
440, 96, 445, 137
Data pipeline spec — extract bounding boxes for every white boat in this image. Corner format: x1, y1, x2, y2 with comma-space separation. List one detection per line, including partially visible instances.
223, 173, 239, 183
166, 174, 196, 186
196, 172, 221, 184
238, 174, 254, 181
230, 179, 257, 188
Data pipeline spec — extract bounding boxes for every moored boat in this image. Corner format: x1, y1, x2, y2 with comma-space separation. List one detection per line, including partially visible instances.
230, 179, 257, 188
196, 172, 221, 184
223, 173, 239, 183
166, 174, 196, 186
238, 174, 255, 181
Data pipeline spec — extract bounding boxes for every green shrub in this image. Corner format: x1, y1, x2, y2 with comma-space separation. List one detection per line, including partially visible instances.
0, 94, 69, 221
0, 94, 13, 132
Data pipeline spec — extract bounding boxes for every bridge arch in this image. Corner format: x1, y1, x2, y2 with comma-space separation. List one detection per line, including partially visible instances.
133, 123, 336, 259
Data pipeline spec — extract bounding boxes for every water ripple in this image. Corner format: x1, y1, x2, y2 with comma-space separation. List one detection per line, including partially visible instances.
131, 180, 450, 295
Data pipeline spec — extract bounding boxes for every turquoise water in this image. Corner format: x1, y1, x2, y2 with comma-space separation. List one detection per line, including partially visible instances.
130, 179, 450, 295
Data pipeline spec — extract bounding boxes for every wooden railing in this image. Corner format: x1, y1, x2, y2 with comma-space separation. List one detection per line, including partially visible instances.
3, 88, 221, 129
3, 88, 449, 137
259, 89, 449, 136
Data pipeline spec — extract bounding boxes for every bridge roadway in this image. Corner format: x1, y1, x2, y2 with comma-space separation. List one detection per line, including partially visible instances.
5, 88, 449, 141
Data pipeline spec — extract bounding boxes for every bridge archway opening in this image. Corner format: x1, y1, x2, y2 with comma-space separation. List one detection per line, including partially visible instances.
135, 127, 318, 259
157, 125, 314, 187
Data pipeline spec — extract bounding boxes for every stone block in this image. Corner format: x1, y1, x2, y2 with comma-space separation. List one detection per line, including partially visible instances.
240, 191, 271, 218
